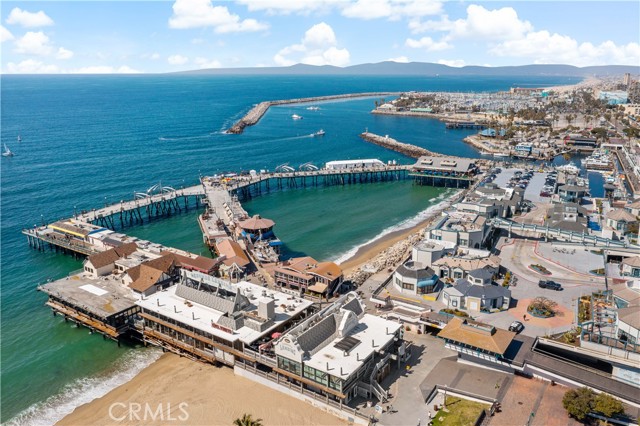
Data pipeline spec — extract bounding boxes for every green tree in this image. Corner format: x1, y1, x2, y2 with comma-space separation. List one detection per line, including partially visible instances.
562, 387, 595, 421
233, 414, 263, 426
594, 393, 625, 419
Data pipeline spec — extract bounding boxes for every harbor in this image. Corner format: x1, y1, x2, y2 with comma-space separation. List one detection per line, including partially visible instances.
227, 92, 400, 134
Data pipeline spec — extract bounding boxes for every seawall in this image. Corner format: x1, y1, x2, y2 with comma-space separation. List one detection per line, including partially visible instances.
227, 92, 399, 134
359, 132, 440, 159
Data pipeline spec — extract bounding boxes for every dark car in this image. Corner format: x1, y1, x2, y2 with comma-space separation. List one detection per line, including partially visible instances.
538, 280, 562, 290
509, 321, 524, 333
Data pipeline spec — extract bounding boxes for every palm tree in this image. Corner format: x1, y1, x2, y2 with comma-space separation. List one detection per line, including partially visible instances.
233, 414, 263, 426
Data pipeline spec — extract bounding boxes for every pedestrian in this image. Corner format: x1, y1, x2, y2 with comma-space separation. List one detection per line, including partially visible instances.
523, 314, 527, 321
428, 410, 432, 419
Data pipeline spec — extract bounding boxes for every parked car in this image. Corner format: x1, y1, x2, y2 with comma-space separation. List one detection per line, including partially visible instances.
538, 280, 562, 290
509, 321, 524, 333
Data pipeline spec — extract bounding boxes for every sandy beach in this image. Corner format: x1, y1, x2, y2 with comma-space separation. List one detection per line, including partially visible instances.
57, 354, 346, 426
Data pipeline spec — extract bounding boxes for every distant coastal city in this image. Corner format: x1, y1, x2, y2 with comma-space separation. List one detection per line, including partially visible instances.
9, 71, 640, 426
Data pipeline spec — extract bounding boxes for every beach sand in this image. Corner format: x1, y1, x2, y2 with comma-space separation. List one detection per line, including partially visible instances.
57, 353, 346, 426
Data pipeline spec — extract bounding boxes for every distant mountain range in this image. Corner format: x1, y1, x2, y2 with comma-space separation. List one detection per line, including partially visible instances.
178, 61, 639, 77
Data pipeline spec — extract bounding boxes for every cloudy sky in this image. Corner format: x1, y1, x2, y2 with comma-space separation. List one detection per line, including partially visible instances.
1, 0, 639, 74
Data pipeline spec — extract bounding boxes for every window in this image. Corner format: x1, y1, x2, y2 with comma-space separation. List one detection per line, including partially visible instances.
278, 356, 301, 376
451, 300, 458, 307
395, 277, 401, 287
303, 365, 328, 386
402, 282, 414, 291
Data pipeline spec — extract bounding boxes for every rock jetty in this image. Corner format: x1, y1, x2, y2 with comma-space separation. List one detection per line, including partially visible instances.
359, 132, 441, 158
227, 92, 399, 134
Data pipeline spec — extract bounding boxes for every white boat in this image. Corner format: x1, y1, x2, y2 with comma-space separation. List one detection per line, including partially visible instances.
493, 152, 509, 158
556, 162, 580, 174
17, 135, 21, 142
306, 106, 319, 111
312, 129, 325, 137
291, 114, 303, 120
2, 144, 14, 157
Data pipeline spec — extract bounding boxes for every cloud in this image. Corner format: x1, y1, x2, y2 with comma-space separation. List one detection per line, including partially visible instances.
1, 25, 13, 42
6, 59, 59, 73
437, 59, 465, 67
274, 22, 350, 67
168, 54, 189, 65
71, 65, 141, 74
238, 0, 441, 20
14, 31, 52, 56
6, 7, 54, 28
490, 32, 640, 66
386, 56, 409, 63
169, 0, 268, 33
412, 5, 532, 41
150, 53, 160, 60
238, 0, 343, 15
56, 47, 73, 60
405, 36, 451, 51
342, 0, 442, 20
194, 57, 222, 69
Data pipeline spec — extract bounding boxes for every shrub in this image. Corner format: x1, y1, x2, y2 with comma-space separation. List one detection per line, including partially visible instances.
562, 387, 595, 421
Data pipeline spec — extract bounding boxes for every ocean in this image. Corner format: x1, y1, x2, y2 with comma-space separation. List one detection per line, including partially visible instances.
0, 74, 579, 423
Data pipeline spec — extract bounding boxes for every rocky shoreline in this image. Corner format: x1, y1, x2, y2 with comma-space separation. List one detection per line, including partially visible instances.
359, 131, 440, 158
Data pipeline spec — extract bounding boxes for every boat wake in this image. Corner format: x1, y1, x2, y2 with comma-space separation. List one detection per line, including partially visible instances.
6, 348, 163, 426
332, 189, 461, 265
158, 133, 216, 141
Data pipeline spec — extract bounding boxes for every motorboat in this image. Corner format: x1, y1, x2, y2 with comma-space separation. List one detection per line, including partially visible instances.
493, 152, 509, 158
2, 144, 14, 157
291, 114, 303, 120
306, 106, 319, 111
312, 129, 325, 137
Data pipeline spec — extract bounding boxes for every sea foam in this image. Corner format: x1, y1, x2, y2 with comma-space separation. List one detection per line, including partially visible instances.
7, 348, 163, 426
332, 189, 461, 265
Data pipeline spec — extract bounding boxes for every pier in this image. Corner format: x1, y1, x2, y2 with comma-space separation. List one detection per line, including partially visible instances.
227, 92, 399, 134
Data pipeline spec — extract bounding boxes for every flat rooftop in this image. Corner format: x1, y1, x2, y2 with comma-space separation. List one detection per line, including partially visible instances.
39, 274, 137, 319
304, 314, 402, 380
137, 280, 313, 345
439, 210, 485, 232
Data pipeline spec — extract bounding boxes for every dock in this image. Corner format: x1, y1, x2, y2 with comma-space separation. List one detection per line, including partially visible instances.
227, 92, 399, 134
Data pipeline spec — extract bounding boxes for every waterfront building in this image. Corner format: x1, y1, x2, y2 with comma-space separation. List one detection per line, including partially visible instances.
411, 156, 477, 177
563, 134, 598, 148
430, 210, 490, 249
83, 242, 138, 278
431, 255, 500, 281
274, 256, 343, 296
604, 208, 638, 238
215, 239, 251, 279
392, 261, 439, 295
620, 256, 640, 279
514, 142, 533, 154
556, 184, 589, 203
123, 253, 178, 297
411, 239, 456, 267
437, 317, 516, 365
622, 103, 640, 118
138, 270, 314, 365
325, 159, 385, 170
544, 202, 588, 234
273, 292, 404, 403
238, 215, 277, 244
441, 268, 510, 312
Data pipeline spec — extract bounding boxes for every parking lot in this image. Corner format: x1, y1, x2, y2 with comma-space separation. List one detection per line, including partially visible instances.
490, 167, 553, 203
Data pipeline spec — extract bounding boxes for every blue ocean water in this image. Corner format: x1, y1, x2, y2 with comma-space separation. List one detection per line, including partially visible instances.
0, 74, 579, 423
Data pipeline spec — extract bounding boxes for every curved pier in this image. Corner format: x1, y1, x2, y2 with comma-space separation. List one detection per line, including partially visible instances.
227, 92, 399, 134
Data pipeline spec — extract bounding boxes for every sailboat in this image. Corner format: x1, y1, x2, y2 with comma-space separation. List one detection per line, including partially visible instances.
17, 135, 22, 142
3, 144, 15, 157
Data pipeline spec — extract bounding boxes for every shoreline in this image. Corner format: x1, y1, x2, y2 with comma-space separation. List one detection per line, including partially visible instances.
57, 354, 347, 426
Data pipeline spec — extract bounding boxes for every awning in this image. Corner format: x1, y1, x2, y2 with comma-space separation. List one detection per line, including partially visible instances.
417, 274, 439, 288
308, 283, 328, 294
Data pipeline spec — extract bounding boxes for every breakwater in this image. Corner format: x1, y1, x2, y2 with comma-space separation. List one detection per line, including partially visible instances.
359, 132, 440, 158
227, 92, 399, 134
